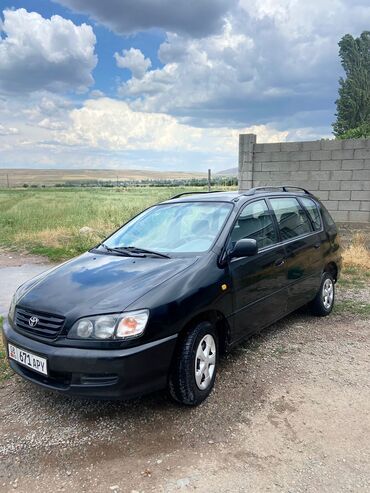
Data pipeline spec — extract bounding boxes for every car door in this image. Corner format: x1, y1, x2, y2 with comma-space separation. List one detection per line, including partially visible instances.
268, 196, 321, 312
228, 199, 288, 341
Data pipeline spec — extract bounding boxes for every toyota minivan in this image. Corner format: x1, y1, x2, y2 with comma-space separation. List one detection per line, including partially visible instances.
3, 187, 342, 405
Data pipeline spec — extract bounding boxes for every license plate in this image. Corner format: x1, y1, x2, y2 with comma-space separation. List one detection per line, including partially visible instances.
8, 344, 48, 376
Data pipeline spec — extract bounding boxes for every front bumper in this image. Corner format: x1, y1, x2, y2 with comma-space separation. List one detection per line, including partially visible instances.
2, 319, 178, 400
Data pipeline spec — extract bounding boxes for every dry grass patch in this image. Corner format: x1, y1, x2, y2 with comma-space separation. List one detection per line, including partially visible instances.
14, 226, 104, 249
14, 227, 73, 249
342, 232, 370, 270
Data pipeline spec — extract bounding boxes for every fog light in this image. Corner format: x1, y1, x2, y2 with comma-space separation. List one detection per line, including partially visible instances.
94, 316, 116, 339
76, 319, 93, 338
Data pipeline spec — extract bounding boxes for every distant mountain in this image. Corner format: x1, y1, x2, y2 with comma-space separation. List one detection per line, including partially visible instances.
217, 167, 237, 176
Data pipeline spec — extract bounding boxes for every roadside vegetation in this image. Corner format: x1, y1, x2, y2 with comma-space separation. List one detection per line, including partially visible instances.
336, 232, 370, 317
0, 186, 234, 261
339, 232, 370, 287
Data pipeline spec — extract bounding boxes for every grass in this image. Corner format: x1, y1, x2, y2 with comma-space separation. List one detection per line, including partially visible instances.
338, 267, 370, 288
334, 300, 370, 317
342, 232, 370, 270
0, 186, 229, 261
338, 233, 370, 288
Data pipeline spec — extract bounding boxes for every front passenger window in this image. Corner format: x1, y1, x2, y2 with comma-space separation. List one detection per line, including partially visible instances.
231, 200, 277, 248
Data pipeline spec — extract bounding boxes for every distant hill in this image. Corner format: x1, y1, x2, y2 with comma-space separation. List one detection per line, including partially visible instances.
217, 167, 237, 176
0, 168, 206, 187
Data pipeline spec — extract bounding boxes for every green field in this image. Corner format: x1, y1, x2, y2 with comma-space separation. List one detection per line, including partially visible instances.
0, 186, 235, 261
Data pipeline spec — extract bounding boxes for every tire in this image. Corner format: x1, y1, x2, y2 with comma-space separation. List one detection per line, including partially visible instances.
169, 321, 218, 406
310, 272, 335, 316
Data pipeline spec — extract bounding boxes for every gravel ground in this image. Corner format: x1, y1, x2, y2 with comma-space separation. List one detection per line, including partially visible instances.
0, 254, 369, 492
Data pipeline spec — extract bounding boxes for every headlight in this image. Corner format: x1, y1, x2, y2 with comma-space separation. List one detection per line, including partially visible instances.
68, 310, 149, 340
8, 292, 18, 323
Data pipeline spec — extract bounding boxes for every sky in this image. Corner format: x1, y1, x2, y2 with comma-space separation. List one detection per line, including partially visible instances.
0, 1, 369, 172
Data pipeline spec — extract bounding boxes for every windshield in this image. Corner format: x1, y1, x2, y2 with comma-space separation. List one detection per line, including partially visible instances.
102, 201, 233, 254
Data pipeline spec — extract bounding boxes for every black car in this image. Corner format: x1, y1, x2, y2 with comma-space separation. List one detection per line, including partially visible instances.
3, 187, 342, 405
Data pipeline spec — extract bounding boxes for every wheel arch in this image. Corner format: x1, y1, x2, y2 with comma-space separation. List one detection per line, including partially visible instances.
324, 261, 338, 282
177, 309, 231, 355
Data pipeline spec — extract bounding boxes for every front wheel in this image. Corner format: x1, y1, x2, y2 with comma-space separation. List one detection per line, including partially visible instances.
169, 321, 218, 406
310, 272, 335, 316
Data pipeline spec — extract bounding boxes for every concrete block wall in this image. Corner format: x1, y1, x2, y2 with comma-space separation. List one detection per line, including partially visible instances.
238, 134, 370, 223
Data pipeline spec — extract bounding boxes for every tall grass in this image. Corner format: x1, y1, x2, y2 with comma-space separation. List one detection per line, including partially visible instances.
342, 232, 370, 270
0, 186, 230, 260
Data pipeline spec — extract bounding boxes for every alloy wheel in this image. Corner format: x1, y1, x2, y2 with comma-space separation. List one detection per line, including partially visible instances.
195, 334, 216, 390
322, 278, 334, 309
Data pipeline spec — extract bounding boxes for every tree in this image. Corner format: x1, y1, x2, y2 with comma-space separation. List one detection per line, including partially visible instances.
333, 31, 370, 138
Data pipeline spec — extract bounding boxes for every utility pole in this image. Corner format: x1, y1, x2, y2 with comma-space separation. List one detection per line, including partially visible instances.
6, 173, 10, 188
208, 169, 211, 192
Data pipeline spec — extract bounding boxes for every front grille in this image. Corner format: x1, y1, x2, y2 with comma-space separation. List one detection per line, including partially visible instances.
15, 307, 65, 340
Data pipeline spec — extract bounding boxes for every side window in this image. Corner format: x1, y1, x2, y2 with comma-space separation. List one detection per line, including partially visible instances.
321, 204, 336, 228
270, 197, 312, 241
301, 197, 322, 231
230, 200, 277, 248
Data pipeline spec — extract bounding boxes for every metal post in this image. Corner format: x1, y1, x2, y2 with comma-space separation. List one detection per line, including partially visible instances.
208, 169, 211, 192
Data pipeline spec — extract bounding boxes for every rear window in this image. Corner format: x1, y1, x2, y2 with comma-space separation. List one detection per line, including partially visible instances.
300, 197, 322, 231
270, 197, 312, 240
321, 204, 336, 229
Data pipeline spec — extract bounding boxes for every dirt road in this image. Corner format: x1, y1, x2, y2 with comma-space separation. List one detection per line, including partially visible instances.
0, 253, 369, 492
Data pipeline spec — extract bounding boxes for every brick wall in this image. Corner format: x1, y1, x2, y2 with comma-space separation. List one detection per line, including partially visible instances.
238, 134, 370, 223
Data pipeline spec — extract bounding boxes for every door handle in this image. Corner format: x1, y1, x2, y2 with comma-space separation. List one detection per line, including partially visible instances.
275, 258, 285, 267
314, 243, 321, 249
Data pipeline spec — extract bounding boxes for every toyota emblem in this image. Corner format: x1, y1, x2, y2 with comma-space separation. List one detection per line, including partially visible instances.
28, 316, 39, 327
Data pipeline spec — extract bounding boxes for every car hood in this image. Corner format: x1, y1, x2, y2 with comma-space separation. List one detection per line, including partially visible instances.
18, 252, 198, 319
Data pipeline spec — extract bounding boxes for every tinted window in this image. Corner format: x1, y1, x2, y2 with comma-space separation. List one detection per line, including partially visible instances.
301, 197, 322, 231
231, 200, 277, 248
321, 204, 336, 228
270, 197, 312, 240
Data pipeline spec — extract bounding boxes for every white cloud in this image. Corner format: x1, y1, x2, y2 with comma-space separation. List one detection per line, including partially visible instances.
59, 97, 287, 152
114, 48, 151, 79
89, 89, 105, 98
0, 94, 290, 171
2, 1, 369, 171
54, 0, 236, 37
37, 118, 67, 130
0, 124, 18, 136
0, 8, 97, 93
118, 21, 257, 116
117, 0, 370, 130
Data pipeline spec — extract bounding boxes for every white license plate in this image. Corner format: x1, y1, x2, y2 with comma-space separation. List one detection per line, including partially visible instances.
8, 344, 48, 376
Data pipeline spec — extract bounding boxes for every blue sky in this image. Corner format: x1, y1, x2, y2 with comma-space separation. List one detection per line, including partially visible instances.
0, 0, 369, 172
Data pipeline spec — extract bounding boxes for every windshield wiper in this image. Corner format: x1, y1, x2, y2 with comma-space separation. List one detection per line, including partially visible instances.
100, 243, 139, 257
100, 243, 170, 259
124, 246, 171, 259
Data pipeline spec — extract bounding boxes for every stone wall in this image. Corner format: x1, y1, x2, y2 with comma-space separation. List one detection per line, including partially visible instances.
238, 134, 370, 222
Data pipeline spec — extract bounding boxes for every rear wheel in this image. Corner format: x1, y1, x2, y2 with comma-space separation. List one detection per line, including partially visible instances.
169, 321, 218, 406
310, 272, 335, 316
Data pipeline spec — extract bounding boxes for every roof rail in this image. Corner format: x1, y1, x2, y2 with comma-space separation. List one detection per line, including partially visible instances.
169, 190, 224, 199
244, 186, 311, 196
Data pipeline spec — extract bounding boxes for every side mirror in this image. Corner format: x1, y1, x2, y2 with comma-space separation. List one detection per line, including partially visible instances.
230, 239, 258, 259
